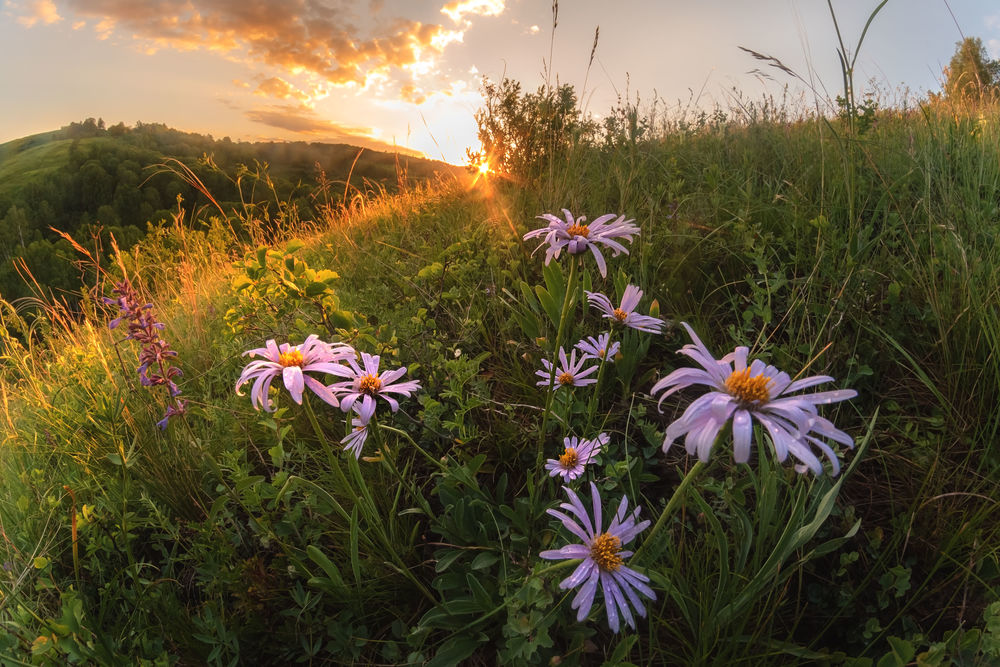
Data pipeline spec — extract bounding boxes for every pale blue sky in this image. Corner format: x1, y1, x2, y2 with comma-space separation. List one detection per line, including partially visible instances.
1, 1, 997, 163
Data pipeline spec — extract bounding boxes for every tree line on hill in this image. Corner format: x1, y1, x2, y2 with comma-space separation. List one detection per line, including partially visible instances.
0, 119, 455, 304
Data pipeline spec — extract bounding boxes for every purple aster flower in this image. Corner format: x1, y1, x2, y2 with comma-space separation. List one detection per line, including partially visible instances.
523, 209, 640, 278
586, 285, 665, 334
340, 401, 375, 459
539, 482, 655, 633
536, 347, 598, 391
545, 433, 609, 481
575, 333, 620, 363
236, 335, 355, 412
327, 352, 421, 416
649, 322, 858, 475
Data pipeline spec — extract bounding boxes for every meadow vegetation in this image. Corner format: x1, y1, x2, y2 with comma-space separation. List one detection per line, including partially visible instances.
1, 44, 1000, 666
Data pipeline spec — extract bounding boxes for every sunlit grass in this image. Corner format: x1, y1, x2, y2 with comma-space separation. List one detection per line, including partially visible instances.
0, 88, 998, 663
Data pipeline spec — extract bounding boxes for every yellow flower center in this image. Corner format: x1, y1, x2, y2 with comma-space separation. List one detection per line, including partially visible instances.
566, 224, 590, 238
725, 367, 771, 404
278, 350, 304, 367
590, 532, 623, 572
557, 371, 575, 386
598, 348, 606, 358
612, 308, 628, 322
357, 374, 382, 395
558, 447, 578, 469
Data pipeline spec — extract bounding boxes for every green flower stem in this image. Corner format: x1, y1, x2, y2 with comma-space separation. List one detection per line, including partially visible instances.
632, 459, 709, 565
378, 423, 448, 474
302, 395, 352, 493
346, 452, 438, 605
531, 258, 579, 500
583, 347, 611, 434
374, 422, 437, 522
533, 558, 579, 579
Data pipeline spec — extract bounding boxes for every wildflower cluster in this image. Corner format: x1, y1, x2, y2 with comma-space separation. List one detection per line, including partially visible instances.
104, 278, 187, 430
524, 209, 661, 632
236, 337, 420, 459
522, 207, 858, 637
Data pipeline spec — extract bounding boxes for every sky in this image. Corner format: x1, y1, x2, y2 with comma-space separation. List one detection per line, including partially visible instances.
2, 0, 999, 165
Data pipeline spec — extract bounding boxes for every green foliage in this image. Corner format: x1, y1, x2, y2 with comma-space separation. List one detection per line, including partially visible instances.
225, 238, 354, 338
471, 77, 595, 184
4, 39, 1000, 664
0, 119, 459, 303
944, 37, 1000, 100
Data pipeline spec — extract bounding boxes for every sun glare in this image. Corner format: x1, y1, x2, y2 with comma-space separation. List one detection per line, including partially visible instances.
477, 160, 491, 175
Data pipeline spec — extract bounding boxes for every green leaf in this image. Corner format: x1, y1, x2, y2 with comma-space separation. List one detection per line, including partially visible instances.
306, 544, 345, 591
350, 505, 361, 587
417, 262, 445, 280
470, 551, 498, 571
285, 239, 305, 253
425, 636, 480, 667
534, 285, 560, 328
315, 269, 340, 283
435, 549, 464, 573
304, 281, 329, 297
876, 637, 915, 667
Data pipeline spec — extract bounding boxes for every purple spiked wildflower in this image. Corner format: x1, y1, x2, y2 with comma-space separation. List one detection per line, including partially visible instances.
540, 482, 655, 633
104, 278, 186, 430
536, 347, 598, 391
586, 285, 665, 334
575, 333, 620, 363
523, 209, 640, 278
326, 351, 421, 416
155, 400, 188, 430
236, 335, 355, 412
649, 322, 858, 475
545, 433, 608, 481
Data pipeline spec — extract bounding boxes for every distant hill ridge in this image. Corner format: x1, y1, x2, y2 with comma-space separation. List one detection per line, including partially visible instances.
0, 118, 463, 301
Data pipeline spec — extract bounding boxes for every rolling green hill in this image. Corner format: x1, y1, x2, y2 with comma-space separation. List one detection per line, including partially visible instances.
0, 119, 464, 302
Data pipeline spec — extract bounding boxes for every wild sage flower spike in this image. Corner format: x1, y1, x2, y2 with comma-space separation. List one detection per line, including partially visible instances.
326, 351, 421, 416
522, 209, 639, 278
649, 322, 858, 475
535, 347, 598, 391
539, 482, 655, 633
545, 433, 609, 481
586, 285, 665, 334
236, 335, 355, 412
105, 277, 186, 430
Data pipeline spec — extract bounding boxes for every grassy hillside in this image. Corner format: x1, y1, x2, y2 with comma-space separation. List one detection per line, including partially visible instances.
0, 90, 998, 665
0, 119, 462, 304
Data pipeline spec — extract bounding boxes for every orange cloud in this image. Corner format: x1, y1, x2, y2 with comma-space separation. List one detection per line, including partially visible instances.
254, 77, 313, 104
244, 103, 420, 155
16, 0, 61, 27
441, 0, 504, 24
33, 0, 466, 88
